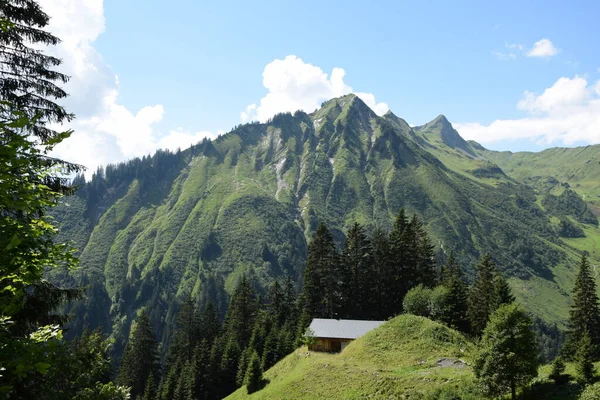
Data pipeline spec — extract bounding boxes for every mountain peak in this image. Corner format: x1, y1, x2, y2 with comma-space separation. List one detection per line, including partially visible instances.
417, 115, 473, 155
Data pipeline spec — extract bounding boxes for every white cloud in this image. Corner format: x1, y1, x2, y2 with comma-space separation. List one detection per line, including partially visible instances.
526, 38, 559, 58
455, 75, 600, 146
494, 39, 559, 60
241, 55, 388, 122
37, 0, 216, 176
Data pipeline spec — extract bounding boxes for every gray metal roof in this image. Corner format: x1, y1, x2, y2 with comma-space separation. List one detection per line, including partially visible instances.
308, 318, 385, 339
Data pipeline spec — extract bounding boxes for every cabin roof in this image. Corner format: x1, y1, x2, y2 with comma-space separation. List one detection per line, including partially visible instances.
308, 318, 385, 339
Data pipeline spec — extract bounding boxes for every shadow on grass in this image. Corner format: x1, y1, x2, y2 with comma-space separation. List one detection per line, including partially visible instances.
521, 381, 581, 400
247, 378, 270, 394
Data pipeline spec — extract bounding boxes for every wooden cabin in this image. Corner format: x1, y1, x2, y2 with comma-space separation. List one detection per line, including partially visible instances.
306, 318, 385, 353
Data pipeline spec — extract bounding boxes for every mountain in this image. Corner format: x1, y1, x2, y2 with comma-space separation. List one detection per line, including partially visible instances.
50, 94, 600, 352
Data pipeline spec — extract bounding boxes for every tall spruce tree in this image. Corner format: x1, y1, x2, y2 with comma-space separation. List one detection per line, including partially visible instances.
244, 350, 263, 394
576, 331, 597, 385
341, 222, 374, 319
371, 227, 393, 319
565, 254, 600, 359
0, 0, 73, 142
167, 297, 201, 368
468, 254, 497, 336
301, 223, 340, 318
410, 214, 437, 288
223, 276, 257, 348
442, 253, 471, 333
492, 272, 515, 310
389, 209, 412, 311
199, 301, 220, 344
117, 311, 160, 399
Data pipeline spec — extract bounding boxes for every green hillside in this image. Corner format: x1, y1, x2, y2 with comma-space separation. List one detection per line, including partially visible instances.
226, 314, 477, 399
50, 94, 600, 352
226, 314, 589, 400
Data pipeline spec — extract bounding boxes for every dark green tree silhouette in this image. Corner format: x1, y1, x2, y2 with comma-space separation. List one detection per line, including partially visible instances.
576, 331, 597, 385
117, 311, 160, 399
474, 303, 539, 400
301, 223, 340, 318
244, 350, 263, 394
565, 254, 600, 359
468, 254, 498, 336
0, 0, 73, 141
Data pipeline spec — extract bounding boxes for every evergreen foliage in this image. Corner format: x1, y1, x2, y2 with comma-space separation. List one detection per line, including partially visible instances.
575, 331, 597, 385
0, 10, 124, 398
474, 303, 539, 400
468, 254, 500, 336
548, 356, 569, 385
244, 351, 263, 394
117, 311, 160, 399
492, 271, 515, 310
340, 222, 374, 319
564, 254, 600, 359
441, 253, 471, 333
301, 223, 340, 318
0, 0, 73, 141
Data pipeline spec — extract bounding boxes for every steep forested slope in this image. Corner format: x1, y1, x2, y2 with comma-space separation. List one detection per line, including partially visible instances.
50, 94, 599, 353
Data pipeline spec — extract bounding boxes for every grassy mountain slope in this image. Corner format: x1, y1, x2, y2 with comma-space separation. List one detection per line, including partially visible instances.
476, 145, 600, 263
51, 94, 600, 349
226, 315, 476, 399
227, 315, 591, 400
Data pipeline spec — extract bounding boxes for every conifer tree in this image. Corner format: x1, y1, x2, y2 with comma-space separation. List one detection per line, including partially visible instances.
236, 348, 252, 388
141, 373, 157, 400
200, 301, 220, 344
223, 276, 257, 348
493, 272, 515, 308
372, 228, 393, 319
157, 363, 178, 400
218, 337, 241, 393
0, 0, 73, 141
565, 254, 600, 359
442, 253, 471, 333
301, 223, 340, 318
389, 209, 412, 310
167, 297, 201, 368
244, 351, 263, 394
576, 331, 597, 385
191, 340, 214, 400
117, 311, 160, 399
410, 214, 437, 288
261, 326, 279, 370
468, 254, 497, 336
267, 280, 285, 324
282, 276, 298, 325
341, 222, 373, 319
549, 356, 569, 385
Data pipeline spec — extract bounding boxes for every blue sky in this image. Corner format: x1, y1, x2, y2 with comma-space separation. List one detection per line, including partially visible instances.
42, 0, 600, 171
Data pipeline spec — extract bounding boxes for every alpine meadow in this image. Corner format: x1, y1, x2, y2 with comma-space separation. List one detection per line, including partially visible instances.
2, 0, 600, 399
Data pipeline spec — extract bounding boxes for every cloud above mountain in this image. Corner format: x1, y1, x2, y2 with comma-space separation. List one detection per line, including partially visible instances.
241, 55, 388, 122
39, 0, 217, 175
456, 75, 600, 146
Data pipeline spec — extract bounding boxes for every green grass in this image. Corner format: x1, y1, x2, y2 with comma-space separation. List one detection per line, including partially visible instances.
228, 315, 600, 400
226, 315, 476, 399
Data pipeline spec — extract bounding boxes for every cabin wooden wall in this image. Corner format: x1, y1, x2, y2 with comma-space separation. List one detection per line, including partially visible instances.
309, 337, 353, 352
